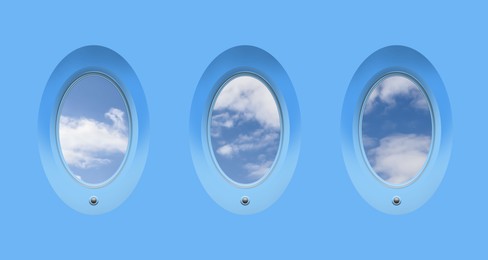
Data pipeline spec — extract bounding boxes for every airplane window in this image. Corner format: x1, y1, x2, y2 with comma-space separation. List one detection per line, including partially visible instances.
190, 45, 300, 214
57, 73, 130, 187
209, 74, 281, 185
360, 73, 433, 186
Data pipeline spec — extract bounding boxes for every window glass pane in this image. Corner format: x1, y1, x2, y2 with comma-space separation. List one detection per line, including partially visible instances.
210, 75, 281, 185
58, 73, 130, 186
361, 74, 432, 185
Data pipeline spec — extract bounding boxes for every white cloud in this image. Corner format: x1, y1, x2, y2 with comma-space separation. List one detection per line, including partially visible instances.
210, 112, 239, 138
362, 135, 378, 149
59, 108, 129, 169
216, 144, 234, 157
213, 75, 280, 129
244, 160, 274, 179
212, 112, 235, 128
215, 129, 279, 158
365, 75, 429, 114
367, 134, 431, 184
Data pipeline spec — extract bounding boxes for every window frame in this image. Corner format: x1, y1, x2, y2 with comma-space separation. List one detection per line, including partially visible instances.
38, 45, 149, 215
190, 45, 301, 215
341, 45, 452, 215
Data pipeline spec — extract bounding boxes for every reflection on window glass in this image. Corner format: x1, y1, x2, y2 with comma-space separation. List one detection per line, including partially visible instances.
210, 75, 281, 185
361, 74, 432, 185
58, 73, 130, 186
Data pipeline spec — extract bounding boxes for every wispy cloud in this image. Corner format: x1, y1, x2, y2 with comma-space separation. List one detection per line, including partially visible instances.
245, 160, 274, 179
362, 135, 378, 150
365, 75, 429, 114
366, 134, 431, 184
215, 129, 279, 158
211, 112, 239, 138
59, 108, 129, 169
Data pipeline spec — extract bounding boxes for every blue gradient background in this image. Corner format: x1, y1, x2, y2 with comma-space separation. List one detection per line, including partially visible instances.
0, 1, 486, 259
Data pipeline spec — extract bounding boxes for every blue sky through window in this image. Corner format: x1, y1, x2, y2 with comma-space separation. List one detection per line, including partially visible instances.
210, 75, 281, 185
361, 74, 432, 185
58, 73, 129, 185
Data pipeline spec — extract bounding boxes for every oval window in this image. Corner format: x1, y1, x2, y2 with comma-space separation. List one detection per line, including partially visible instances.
360, 73, 433, 186
209, 74, 281, 185
191, 46, 300, 214
57, 73, 130, 187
